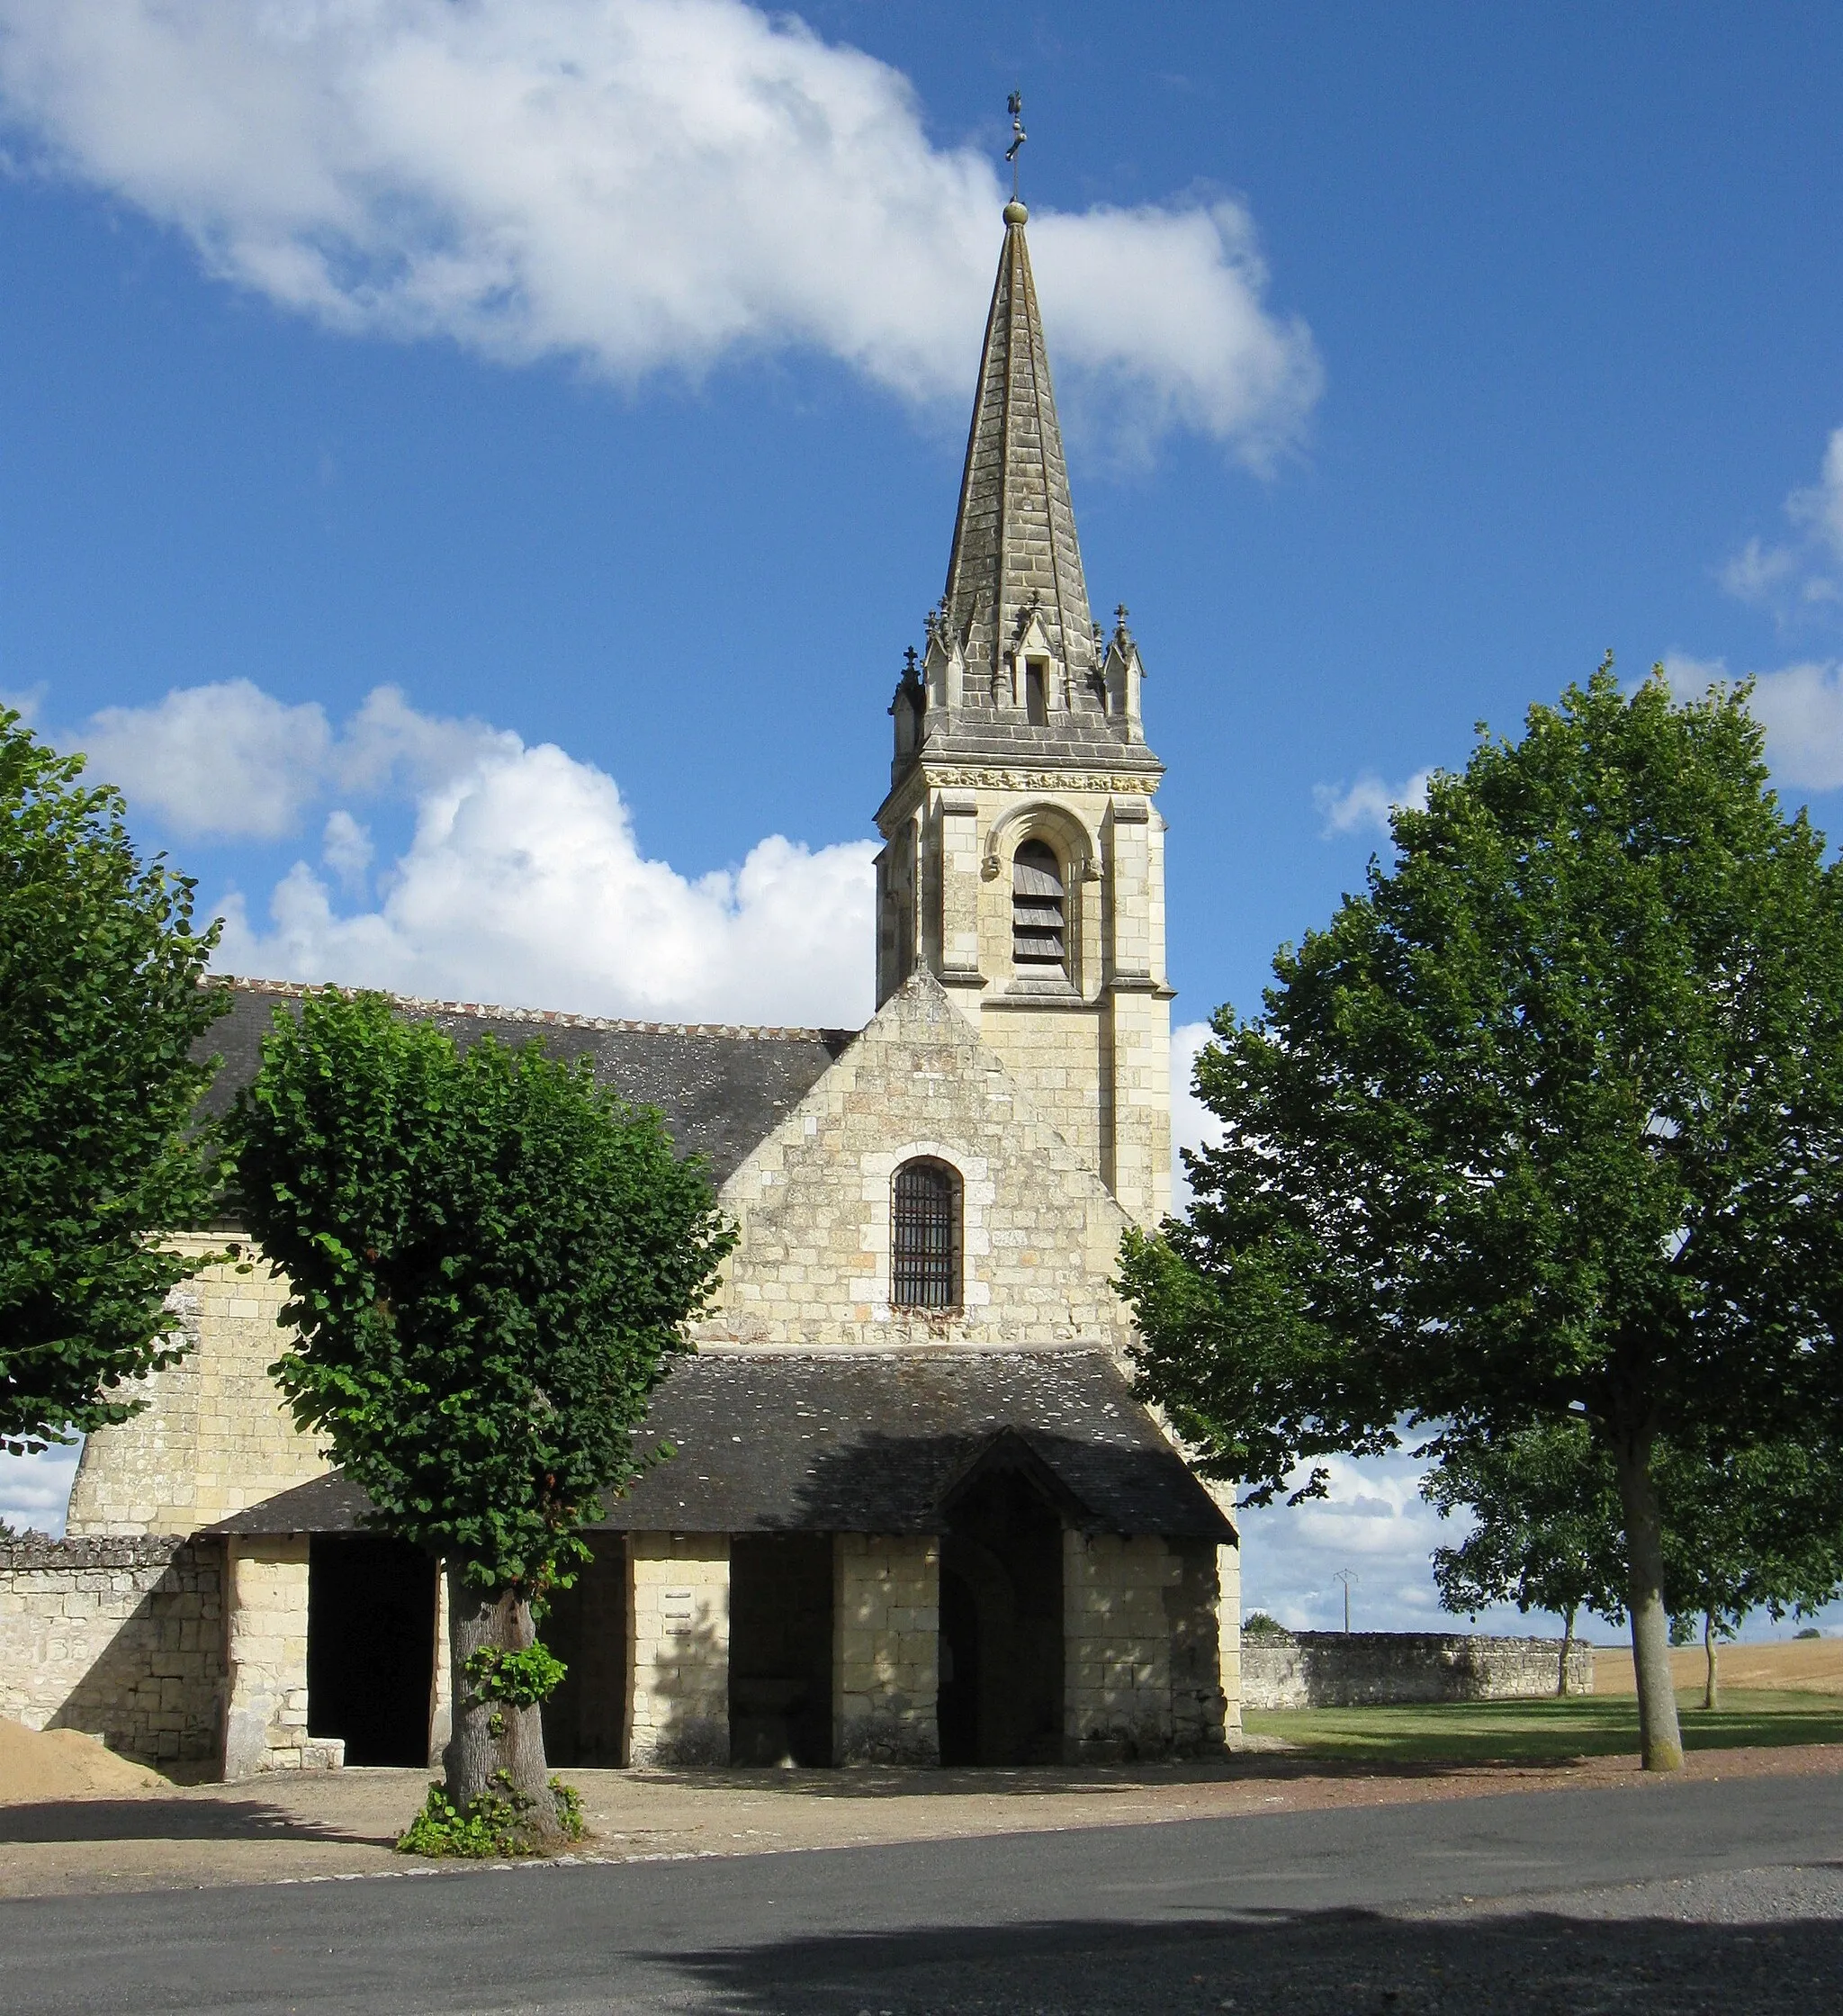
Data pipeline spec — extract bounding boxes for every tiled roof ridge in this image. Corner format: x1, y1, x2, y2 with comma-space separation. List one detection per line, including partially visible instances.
209, 973, 859, 1045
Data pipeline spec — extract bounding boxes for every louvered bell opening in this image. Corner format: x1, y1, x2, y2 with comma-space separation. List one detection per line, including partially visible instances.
892, 1160, 957, 1310
1011, 840, 1065, 968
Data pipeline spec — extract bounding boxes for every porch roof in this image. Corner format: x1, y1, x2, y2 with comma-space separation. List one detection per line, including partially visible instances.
207, 1348, 1235, 1545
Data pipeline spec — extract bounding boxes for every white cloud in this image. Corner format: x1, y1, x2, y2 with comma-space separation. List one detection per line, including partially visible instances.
1312, 767, 1431, 840
77, 679, 333, 839
66, 680, 510, 842
320, 808, 373, 891
1664, 651, 1843, 793
1169, 1019, 1223, 1211
0, 1439, 79, 1536
1722, 426, 1843, 621
203, 698, 877, 1028
0, 0, 1319, 463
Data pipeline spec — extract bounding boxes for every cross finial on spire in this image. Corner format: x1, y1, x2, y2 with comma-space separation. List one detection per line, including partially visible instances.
1114, 602, 1131, 637
1005, 90, 1027, 201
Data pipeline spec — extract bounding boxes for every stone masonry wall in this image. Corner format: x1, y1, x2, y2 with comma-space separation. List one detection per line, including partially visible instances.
1063, 1531, 1225, 1760
0, 1535, 225, 1766
1240, 1631, 1596, 1709
66, 1236, 332, 1537
628, 1534, 730, 1766
222, 1535, 338, 1777
834, 1534, 939, 1764
696, 973, 1136, 1350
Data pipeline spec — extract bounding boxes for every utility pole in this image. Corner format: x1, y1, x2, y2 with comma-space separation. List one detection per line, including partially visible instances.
1333, 1568, 1357, 1634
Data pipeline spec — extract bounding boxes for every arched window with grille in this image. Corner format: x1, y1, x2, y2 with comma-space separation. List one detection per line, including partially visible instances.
1011, 839, 1065, 970
891, 1158, 960, 1310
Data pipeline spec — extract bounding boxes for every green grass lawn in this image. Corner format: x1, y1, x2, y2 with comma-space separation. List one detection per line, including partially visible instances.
1241, 1689, 1843, 1766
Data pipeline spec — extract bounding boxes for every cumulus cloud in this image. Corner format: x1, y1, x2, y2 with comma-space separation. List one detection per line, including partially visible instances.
1665, 651, 1843, 794
217, 733, 877, 1027
1169, 1019, 1223, 1211
0, 1439, 79, 1537
1722, 426, 1843, 623
66, 680, 512, 840
1311, 767, 1432, 840
0, 0, 1318, 464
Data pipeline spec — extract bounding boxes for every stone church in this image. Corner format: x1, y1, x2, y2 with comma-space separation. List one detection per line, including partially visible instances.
1, 199, 1242, 1778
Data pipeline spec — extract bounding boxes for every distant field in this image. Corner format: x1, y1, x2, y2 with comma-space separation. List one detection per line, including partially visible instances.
1243, 1661, 1843, 1767
1592, 1635, 1843, 1696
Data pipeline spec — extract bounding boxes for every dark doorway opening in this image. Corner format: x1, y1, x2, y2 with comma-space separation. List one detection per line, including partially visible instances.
307, 1534, 436, 1767
542, 1534, 629, 1768
729, 1533, 834, 1766
939, 1459, 1065, 1765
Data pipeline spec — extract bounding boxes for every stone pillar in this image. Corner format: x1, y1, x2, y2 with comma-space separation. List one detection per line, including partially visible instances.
427, 1561, 453, 1769
222, 1536, 334, 1778
1218, 1534, 1244, 1740
1063, 1530, 1180, 1761
628, 1534, 730, 1766
833, 1534, 939, 1764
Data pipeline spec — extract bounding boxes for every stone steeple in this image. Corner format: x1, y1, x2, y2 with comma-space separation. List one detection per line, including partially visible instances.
887, 201, 1157, 779
873, 198, 1174, 1231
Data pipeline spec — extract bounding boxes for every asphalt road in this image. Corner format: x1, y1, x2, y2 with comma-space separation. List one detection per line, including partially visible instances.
2, 1775, 1839, 2016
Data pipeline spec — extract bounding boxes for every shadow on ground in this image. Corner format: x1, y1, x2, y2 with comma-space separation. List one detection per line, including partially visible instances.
644, 1905, 1843, 2013
0, 1797, 389, 1848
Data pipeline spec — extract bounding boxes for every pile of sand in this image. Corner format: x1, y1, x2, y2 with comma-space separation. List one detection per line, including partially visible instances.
0, 1718, 166, 1803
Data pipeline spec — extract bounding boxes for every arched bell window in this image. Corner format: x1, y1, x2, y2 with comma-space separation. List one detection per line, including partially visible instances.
1011, 840, 1065, 970
891, 1158, 960, 1310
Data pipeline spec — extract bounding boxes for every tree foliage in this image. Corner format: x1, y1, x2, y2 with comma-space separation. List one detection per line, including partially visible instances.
0, 711, 229, 1454
1120, 666, 1843, 1769
1422, 1420, 1626, 1687
228, 988, 734, 1819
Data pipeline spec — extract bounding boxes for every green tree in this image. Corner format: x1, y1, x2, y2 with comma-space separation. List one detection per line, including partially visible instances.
1657, 1437, 1843, 1710
1422, 1421, 1626, 1691
1120, 667, 1843, 1770
1, 711, 229, 1455
229, 990, 733, 1833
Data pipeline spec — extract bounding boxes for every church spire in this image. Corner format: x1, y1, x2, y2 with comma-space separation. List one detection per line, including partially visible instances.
940, 196, 1097, 702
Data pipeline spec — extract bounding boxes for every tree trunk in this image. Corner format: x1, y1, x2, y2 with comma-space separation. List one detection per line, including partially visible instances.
1610, 1431, 1685, 1771
445, 1566, 562, 1837
1703, 1610, 1720, 1713
1557, 1604, 1577, 1697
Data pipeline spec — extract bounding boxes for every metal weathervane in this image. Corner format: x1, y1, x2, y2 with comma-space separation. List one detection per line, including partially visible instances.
1005, 90, 1027, 196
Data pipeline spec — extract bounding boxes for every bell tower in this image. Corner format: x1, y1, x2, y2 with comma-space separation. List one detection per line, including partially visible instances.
874, 197, 1173, 1228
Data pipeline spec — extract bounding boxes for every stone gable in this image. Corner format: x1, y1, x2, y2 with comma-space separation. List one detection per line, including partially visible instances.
695, 970, 1136, 1351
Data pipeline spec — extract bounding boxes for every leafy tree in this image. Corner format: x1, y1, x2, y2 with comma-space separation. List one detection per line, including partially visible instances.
229, 990, 734, 1832
1, 710, 229, 1455
1657, 1438, 1843, 1710
1422, 1420, 1626, 1691
1120, 667, 1843, 1770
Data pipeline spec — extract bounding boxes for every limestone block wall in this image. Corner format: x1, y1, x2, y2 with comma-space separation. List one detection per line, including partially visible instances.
698, 975, 1135, 1350
628, 1534, 730, 1766
66, 1237, 331, 1537
1063, 1531, 1225, 1760
1218, 1538, 1244, 1739
1240, 1631, 1596, 1709
0, 1535, 225, 1767
978, 1001, 1107, 1176
222, 1535, 336, 1778
834, 1534, 939, 1764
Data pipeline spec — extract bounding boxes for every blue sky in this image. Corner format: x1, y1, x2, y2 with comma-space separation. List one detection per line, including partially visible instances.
3, 1, 1842, 1638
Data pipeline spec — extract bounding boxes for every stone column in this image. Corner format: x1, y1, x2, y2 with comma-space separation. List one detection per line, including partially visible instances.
1062, 1530, 1178, 1762
833, 1534, 939, 1765
628, 1534, 730, 1766
1217, 1534, 1244, 1740
222, 1536, 330, 1778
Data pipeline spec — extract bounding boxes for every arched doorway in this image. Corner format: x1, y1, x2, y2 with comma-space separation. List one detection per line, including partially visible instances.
938, 1453, 1065, 1765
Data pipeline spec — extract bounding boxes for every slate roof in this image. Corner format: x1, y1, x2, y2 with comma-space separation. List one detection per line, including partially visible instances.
208, 1349, 1235, 1544
196, 977, 856, 1188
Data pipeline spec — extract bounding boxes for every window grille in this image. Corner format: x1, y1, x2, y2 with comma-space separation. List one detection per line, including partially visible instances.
892, 1159, 958, 1310
1011, 840, 1065, 968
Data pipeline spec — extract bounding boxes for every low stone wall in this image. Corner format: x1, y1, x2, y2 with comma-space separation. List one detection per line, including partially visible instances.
0, 1534, 226, 1765
1241, 1630, 1594, 1709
